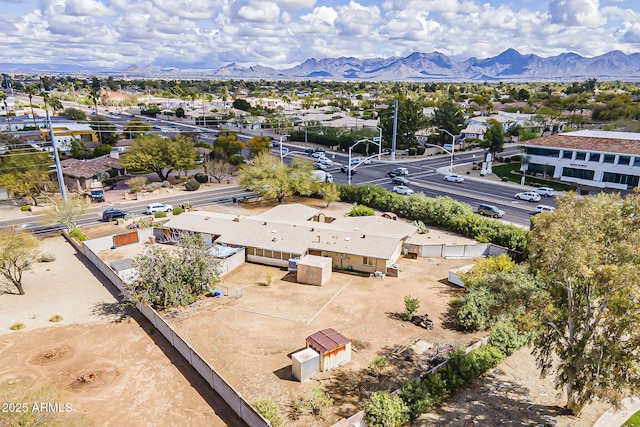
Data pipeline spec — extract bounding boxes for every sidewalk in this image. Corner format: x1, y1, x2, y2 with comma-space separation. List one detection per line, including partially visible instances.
593, 397, 640, 427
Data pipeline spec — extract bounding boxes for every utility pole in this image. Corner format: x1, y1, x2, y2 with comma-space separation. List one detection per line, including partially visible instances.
46, 108, 67, 203
391, 99, 398, 161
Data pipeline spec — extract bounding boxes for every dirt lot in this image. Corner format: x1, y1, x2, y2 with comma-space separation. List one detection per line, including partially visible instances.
0, 237, 242, 427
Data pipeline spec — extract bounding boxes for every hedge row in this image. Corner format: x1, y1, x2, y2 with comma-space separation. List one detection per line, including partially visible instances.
338, 184, 528, 252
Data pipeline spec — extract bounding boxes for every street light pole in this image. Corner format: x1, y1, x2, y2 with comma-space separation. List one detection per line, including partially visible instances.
439, 128, 456, 172
348, 145, 353, 185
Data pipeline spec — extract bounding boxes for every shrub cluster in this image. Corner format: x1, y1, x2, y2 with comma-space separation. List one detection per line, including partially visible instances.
144, 182, 163, 192
68, 228, 88, 241
193, 172, 209, 184
172, 207, 185, 216
399, 344, 506, 419
338, 185, 527, 252
21, 205, 31, 212
184, 179, 201, 191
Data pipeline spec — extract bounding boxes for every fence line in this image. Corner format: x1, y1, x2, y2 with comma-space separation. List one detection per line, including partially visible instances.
66, 233, 269, 427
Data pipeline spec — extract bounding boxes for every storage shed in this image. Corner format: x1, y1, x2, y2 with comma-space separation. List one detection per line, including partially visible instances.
306, 328, 351, 372
291, 348, 320, 382
296, 254, 332, 286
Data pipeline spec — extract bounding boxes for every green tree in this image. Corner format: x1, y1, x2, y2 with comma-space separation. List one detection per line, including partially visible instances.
125, 233, 220, 309
252, 398, 285, 427
43, 196, 91, 230
429, 100, 465, 146
364, 391, 410, 427
25, 85, 40, 136
480, 119, 505, 154
239, 154, 314, 203
529, 192, 640, 415
347, 205, 375, 217
0, 229, 41, 295
203, 158, 232, 183
215, 133, 244, 158
70, 139, 94, 159
93, 143, 113, 157
175, 107, 185, 118
232, 98, 251, 111
120, 134, 197, 182
88, 115, 118, 145
246, 136, 271, 157
379, 98, 427, 148
62, 107, 86, 121
0, 151, 53, 205
318, 183, 340, 207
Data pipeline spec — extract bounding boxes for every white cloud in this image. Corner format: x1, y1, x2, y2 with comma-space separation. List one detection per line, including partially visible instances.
234, 0, 281, 22
548, 0, 607, 26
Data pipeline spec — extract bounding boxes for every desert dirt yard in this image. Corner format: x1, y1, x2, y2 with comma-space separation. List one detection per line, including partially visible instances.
0, 236, 243, 427
0, 198, 613, 426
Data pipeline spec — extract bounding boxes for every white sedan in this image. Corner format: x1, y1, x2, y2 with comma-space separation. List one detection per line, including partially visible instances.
444, 174, 464, 183
317, 156, 333, 166
515, 191, 542, 202
535, 204, 556, 213
392, 185, 415, 195
145, 203, 174, 214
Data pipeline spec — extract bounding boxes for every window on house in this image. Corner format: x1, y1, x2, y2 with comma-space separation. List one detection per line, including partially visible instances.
588, 153, 601, 162
362, 257, 373, 266
562, 150, 573, 159
603, 154, 615, 164
272, 251, 282, 260
562, 167, 595, 180
255, 248, 263, 257
575, 152, 587, 160
618, 156, 631, 166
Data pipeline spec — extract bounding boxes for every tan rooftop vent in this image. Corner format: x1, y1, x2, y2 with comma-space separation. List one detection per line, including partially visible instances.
344, 237, 351, 241
263, 221, 267, 225
233, 215, 243, 222
205, 217, 211, 220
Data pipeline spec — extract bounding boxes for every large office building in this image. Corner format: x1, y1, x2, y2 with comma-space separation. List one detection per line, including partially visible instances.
519, 130, 640, 190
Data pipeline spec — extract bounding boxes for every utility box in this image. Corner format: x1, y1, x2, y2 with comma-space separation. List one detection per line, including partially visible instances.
291, 348, 320, 382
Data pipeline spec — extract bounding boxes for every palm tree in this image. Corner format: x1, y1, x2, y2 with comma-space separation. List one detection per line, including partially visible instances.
25, 85, 40, 136
0, 92, 12, 132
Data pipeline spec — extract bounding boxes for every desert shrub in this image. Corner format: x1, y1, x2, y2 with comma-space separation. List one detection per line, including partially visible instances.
347, 205, 375, 217
411, 220, 429, 234
408, 147, 417, 156
265, 270, 274, 286
291, 386, 333, 419
194, 172, 209, 183
364, 391, 410, 427
416, 146, 426, 155
229, 154, 245, 166
502, 176, 509, 181
10, 322, 25, 330
172, 207, 185, 216
184, 179, 201, 191
403, 295, 420, 321
126, 176, 147, 193
161, 180, 171, 188
68, 228, 88, 241
252, 398, 285, 427
49, 315, 63, 322
129, 217, 160, 228
21, 205, 31, 212
580, 188, 590, 196
38, 252, 56, 262
154, 211, 167, 218
144, 182, 163, 192
399, 379, 436, 419
489, 322, 529, 356
470, 344, 506, 371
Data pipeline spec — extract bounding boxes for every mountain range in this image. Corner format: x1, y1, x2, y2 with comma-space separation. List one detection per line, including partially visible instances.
3, 49, 640, 81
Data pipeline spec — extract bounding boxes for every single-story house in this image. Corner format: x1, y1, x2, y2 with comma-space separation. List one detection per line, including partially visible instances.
59, 154, 123, 191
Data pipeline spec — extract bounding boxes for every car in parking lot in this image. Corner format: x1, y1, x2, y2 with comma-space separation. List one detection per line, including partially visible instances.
387, 167, 409, 177
535, 204, 556, 213
443, 173, 464, 183
391, 176, 410, 185
515, 191, 542, 202
145, 203, 173, 214
340, 165, 357, 174
533, 187, 556, 197
477, 203, 505, 218
102, 208, 129, 221
392, 185, 414, 195
317, 156, 333, 166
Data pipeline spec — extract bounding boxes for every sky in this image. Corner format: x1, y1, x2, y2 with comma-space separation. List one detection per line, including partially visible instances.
1, 0, 639, 70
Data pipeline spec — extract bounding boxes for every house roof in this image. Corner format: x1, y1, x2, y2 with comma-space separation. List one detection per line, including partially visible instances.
162, 204, 416, 260
60, 154, 122, 178
520, 130, 640, 155
306, 328, 350, 353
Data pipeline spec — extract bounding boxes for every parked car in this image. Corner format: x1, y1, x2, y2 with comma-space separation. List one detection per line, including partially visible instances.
102, 208, 129, 221
392, 185, 414, 195
387, 167, 409, 177
391, 176, 410, 185
533, 187, 556, 197
515, 191, 542, 202
477, 203, 505, 218
535, 204, 556, 213
340, 165, 357, 174
443, 174, 464, 183
313, 162, 327, 170
145, 203, 173, 214
351, 157, 371, 165
317, 156, 333, 166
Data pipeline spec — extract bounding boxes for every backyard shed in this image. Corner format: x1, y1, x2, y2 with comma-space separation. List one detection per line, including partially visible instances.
291, 348, 320, 382
306, 328, 351, 372
296, 254, 332, 286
